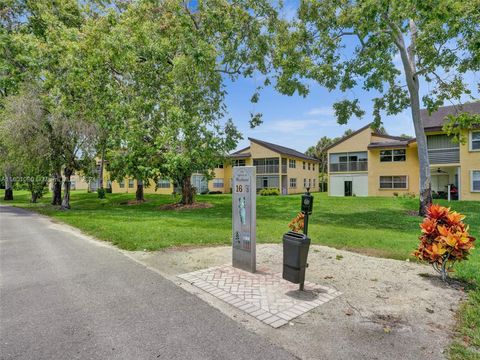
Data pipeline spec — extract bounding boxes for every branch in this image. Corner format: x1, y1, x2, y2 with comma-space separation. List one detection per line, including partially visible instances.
216, 63, 245, 75
183, 2, 200, 31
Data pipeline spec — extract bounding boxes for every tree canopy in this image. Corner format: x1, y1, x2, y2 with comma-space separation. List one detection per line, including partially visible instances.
273, 0, 479, 214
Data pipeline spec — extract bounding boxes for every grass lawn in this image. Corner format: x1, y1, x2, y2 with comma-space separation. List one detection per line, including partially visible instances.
1, 190, 479, 358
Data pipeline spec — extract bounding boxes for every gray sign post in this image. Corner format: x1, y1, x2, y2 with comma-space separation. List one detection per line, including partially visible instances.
232, 166, 256, 273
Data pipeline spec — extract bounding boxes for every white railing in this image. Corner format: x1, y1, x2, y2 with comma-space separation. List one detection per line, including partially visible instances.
256, 165, 279, 174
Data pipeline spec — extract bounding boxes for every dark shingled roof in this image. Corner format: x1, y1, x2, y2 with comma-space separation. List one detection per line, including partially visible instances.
230, 146, 250, 155
324, 122, 413, 151
367, 138, 415, 149
422, 102, 480, 131
247, 138, 319, 162
229, 152, 251, 159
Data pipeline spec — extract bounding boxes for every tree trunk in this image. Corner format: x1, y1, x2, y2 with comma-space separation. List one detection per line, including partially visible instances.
4, 171, 13, 200
180, 176, 195, 205
31, 192, 39, 203
136, 179, 144, 202
52, 170, 62, 205
99, 146, 105, 190
392, 21, 432, 215
61, 168, 73, 210
411, 93, 432, 216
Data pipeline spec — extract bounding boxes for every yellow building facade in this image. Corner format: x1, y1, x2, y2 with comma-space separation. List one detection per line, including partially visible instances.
109, 138, 319, 195
327, 102, 480, 200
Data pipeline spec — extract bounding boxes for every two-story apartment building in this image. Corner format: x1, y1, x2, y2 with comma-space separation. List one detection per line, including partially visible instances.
225, 138, 319, 195
110, 137, 319, 195
327, 102, 480, 200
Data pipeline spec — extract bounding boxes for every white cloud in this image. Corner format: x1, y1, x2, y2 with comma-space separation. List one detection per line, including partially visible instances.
254, 119, 337, 134
305, 106, 335, 116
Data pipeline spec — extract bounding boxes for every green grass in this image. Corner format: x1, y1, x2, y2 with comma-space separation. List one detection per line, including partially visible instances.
1, 190, 479, 358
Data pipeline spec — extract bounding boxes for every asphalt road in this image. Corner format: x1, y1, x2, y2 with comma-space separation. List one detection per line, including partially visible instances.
0, 206, 296, 360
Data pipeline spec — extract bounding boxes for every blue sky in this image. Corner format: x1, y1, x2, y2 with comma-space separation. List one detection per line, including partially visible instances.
222, 2, 479, 153
224, 69, 479, 153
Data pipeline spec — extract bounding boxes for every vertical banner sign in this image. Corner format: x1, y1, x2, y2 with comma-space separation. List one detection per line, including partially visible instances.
232, 166, 256, 273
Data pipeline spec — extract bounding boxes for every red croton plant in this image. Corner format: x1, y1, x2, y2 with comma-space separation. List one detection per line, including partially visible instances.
414, 204, 476, 281
288, 212, 305, 233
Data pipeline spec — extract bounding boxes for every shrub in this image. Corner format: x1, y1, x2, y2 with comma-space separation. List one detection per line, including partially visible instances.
259, 188, 280, 196
402, 192, 416, 199
288, 212, 304, 232
413, 204, 476, 281
97, 187, 106, 199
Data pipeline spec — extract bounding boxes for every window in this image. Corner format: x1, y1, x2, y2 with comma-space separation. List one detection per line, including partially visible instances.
128, 179, 134, 188
379, 176, 408, 189
308, 163, 311, 170
256, 175, 279, 189
313, 179, 316, 187
212, 178, 224, 188
289, 159, 296, 168
303, 178, 307, 188
380, 149, 406, 162
471, 131, 480, 151
308, 179, 311, 187
216, 163, 224, 169
157, 179, 170, 188
313, 163, 315, 171
303, 162, 306, 170
232, 159, 246, 167
289, 178, 297, 188
472, 171, 480, 192
119, 180, 125, 188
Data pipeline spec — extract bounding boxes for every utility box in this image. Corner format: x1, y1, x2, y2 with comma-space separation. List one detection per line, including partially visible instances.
282, 231, 310, 285
301, 192, 313, 214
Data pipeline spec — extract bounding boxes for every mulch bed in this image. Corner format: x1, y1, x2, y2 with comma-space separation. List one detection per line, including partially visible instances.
158, 202, 213, 211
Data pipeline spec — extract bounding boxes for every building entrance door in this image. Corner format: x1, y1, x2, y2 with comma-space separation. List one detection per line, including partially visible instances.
344, 181, 353, 196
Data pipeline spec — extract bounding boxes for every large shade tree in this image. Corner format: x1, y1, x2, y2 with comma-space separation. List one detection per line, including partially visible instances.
1, 0, 93, 206
99, 0, 277, 204
273, 0, 479, 215
0, 84, 51, 203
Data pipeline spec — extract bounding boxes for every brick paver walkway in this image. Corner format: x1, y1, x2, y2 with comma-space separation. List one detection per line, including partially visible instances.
178, 265, 341, 328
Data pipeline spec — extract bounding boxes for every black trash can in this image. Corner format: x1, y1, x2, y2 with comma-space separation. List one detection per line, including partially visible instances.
282, 231, 310, 285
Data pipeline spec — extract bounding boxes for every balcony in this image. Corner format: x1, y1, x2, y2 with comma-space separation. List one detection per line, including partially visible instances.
329, 160, 368, 172
256, 164, 279, 174
428, 148, 460, 164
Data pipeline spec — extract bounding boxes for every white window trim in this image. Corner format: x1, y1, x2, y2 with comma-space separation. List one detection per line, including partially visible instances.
379, 149, 407, 162
469, 131, 480, 152
212, 178, 224, 188
471, 170, 480, 192
157, 179, 171, 189
289, 178, 297, 188
378, 175, 409, 190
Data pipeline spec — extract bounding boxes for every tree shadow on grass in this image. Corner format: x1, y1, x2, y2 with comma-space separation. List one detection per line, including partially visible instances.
307, 208, 422, 232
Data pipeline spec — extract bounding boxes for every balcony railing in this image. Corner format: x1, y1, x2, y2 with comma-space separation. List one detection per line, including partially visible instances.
256, 164, 279, 174
329, 161, 368, 172
428, 148, 460, 164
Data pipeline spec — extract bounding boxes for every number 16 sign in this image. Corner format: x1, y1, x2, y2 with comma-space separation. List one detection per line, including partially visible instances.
232, 166, 256, 273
